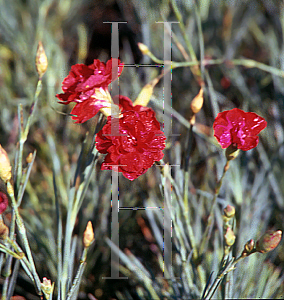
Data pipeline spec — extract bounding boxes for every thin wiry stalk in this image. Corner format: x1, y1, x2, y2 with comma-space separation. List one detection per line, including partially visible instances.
7, 181, 42, 295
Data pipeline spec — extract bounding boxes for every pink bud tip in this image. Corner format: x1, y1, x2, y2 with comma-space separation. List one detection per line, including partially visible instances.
256, 230, 282, 253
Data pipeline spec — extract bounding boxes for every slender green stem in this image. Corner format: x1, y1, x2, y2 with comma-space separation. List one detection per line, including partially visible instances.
171, 0, 197, 62
56, 182, 63, 300
203, 252, 252, 300
2, 205, 16, 298
199, 161, 230, 257
2, 255, 12, 300
220, 222, 233, 299
0, 243, 23, 260
183, 171, 199, 261
61, 136, 98, 298
17, 150, 36, 206
16, 80, 42, 190
194, 0, 205, 84
10, 78, 43, 296
171, 0, 204, 83
231, 58, 284, 76
61, 187, 77, 299
202, 258, 234, 300
142, 44, 284, 79
170, 28, 190, 61
6, 181, 42, 295
23, 79, 43, 141
182, 125, 206, 287
16, 105, 24, 190
171, 58, 284, 78
66, 247, 88, 300
0, 238, 34, 283
145, 51, 164, 65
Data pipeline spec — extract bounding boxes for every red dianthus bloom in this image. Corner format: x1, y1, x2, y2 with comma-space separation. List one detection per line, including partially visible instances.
213, 108, 267, 151
95, 96, 166, 180
56, 58, 123, 123
0, 192, 8, 214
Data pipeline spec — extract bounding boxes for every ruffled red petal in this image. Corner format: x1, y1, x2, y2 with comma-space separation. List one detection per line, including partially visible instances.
95, 103, 166, 180
57, 58, 124, 122
70, 99, 105, 123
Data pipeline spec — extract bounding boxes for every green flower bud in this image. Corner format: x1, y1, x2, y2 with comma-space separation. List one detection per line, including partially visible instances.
256, 230, 282, 253
83, 221, 94, 248
241, 239, 255, 257
224, 227, 236, 246
225, 144, 240, 161
0, 145, 11, 183
41, 277, 54, 297
36, 41, 48, 79
138, 43, 150, 55
224, 205, 235, 219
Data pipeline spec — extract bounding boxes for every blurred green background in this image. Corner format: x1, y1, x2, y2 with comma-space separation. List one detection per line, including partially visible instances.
0, 0, 284, 299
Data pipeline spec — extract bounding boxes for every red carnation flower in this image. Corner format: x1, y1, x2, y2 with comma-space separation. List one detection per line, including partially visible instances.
56, 58, 124, 123
213, 108, 267, 151
0, 192, 8, 214
95, 96, 166, 180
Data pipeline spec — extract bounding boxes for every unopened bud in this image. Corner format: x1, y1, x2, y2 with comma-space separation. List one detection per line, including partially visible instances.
224, 227, 235, 246
36, 41, 48, 79
191, 88, 204, 114
41, 277, 54, 296
83, 221, 94, 248
224, 205, 235, 219
138, 43, 150, 55
256, 230, 282, 253
241, 239, 255, 257
26, 153, 33, 164
225, 144, 240, 161
0, 219, 9, 239
133, 77, 160, 107
0, 145, 11, 183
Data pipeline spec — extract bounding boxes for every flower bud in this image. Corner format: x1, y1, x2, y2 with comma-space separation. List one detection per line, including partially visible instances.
0, 219, 9, 239
0, 145, 11, 183
0, 192, 8, 215
41, 277, 54, 296
225, 144, 240, 161
224, 205, 235, 219
224, 227, 236, 246
241, 239, 255, 257
26, 153, 33, 164
83, 221, 94, 248
190, 88, 204, 114
133, 77, 159, 107
256, 230, 282, 253
138, 43, 150, 55
36, 41, 48, 79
